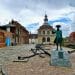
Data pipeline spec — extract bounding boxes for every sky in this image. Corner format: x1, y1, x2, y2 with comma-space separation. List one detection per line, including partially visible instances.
0, 0, 75, 37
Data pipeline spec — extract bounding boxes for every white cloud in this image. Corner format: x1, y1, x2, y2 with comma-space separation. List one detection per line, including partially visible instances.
0, 4, 16, 25
0, 0, 75, 37
52, 22, 70, 37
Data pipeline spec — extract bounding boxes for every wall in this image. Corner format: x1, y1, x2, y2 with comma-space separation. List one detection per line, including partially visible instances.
38, 29, 55, 44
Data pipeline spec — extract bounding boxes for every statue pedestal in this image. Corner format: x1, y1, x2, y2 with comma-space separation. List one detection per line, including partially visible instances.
50, 49, 71, 67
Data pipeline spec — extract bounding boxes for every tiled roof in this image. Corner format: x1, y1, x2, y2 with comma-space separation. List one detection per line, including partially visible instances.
38, 24, 54, 30
0, 20, 29, 33
38, 14, 54, 31
10, 20, 29, 33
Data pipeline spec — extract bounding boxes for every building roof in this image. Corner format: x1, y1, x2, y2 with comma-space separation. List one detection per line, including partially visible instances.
0, 24, 15, 28
0, 20, 29, 33
38, 14, 54, 31
38, 25, 53, 30
10, 20, 29, 33
29, 34, 38, 38
44, 14, 48, 22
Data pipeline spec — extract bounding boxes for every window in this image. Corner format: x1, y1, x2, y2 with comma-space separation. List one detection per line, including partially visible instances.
16, 29, 18, 34
16, 29, 20, 35
47, 37, 50, 42
43, 31, 45, 34
42, 37, 46, 42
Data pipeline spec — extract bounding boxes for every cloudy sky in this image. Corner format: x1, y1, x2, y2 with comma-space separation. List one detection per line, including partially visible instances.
0, 0, 75, 37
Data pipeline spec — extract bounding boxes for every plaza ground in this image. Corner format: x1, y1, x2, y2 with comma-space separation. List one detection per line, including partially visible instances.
0, 44, 75, 75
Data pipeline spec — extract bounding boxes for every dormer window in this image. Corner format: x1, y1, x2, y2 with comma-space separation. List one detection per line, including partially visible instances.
42, 37, 46, 42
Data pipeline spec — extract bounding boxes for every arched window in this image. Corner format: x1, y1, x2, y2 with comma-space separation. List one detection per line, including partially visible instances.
43, 31, 45, 34
47, 37, 50, 42
42, 37, 46, 42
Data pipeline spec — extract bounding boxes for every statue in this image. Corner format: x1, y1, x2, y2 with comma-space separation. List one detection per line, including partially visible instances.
53, 25, 62, 50
51, 25, 71, 67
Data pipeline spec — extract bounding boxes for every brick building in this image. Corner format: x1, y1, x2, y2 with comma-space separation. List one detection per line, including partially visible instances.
0, 20, 29, 45
69, 32, 75, 45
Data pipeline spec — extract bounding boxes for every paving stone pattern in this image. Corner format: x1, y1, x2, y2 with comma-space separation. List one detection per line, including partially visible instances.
0, 44, 75, 75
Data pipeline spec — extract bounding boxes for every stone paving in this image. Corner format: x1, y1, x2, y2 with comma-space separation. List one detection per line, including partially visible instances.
0, 44, 75, 75
0, 44, 35, 64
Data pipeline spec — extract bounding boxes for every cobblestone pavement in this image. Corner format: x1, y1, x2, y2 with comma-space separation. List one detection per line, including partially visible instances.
0, 44, 75, 75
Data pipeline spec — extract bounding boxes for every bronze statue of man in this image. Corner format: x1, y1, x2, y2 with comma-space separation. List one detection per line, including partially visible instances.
54, 25, 62, 50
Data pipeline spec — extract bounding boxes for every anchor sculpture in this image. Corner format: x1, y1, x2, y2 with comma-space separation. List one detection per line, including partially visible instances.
15, 44, 51, 62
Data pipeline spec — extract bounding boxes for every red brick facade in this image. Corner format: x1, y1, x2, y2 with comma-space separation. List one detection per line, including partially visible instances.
0, 29, 12, 47
9, 20, 29, 44
0, 20, 29, 45
69, 32, 75, 44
